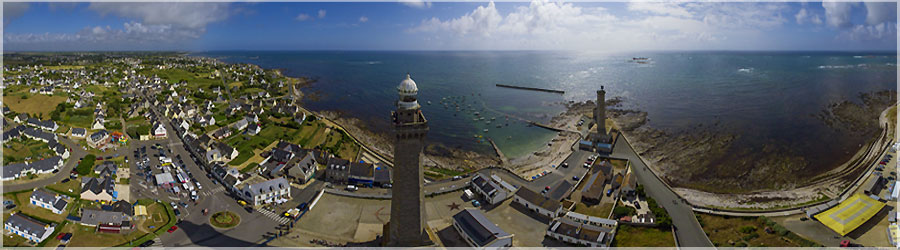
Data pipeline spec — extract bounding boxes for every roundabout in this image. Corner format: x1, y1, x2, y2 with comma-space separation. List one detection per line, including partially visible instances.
209, 211, 241, 229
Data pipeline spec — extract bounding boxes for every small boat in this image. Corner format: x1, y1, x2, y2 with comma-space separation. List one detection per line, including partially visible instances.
427, 101, 432, 105
496, 125, 502, 128
483, 129, 489, 132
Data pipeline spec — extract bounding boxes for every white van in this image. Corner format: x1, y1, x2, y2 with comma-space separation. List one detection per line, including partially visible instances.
346, 185, 358, 191
463, 189, 475, 200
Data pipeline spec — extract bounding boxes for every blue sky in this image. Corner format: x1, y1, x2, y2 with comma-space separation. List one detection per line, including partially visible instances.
3, 1, 897, 51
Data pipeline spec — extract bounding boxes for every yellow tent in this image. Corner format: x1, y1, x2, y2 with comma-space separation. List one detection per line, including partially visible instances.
815, 193, 885, 236
135, 205, 148, 218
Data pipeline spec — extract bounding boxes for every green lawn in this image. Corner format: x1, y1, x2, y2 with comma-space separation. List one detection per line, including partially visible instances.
46, 178, 82, 198
4, 93, 67, 118
699, 214, 821, 247
573, 202, 614, 218
3, 138, 55, 164
227, 125, 299, 166
9, 191, 70, 223
612, 225, 676, 247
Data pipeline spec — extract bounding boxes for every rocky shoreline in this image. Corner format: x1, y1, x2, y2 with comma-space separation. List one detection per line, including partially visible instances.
317, 110, 500, 174
609, 90, 896, 209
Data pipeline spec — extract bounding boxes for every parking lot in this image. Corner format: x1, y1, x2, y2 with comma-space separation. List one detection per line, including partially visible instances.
128, 142, 206, 219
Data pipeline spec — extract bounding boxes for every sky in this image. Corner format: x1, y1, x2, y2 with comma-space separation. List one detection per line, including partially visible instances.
2, 1, 897, 51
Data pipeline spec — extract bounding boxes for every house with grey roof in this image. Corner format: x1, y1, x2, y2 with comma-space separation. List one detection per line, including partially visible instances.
81, 177, 115, 202
2, 157, 64, 181
80, 208, 133, 234
88, 130, 109, 149
93, 161, 117, 177
70, 127, 86, 138
30, 189, 68, 214
325, 157, 351, 184
452, 208, 513, 247
513, 187, 563, 218
286, 151, 318, 184
4, 213, 55, 243
471, 173, 511, 205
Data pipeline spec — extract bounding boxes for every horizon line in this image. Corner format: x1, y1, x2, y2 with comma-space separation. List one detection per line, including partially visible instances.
4, 49, 899, 53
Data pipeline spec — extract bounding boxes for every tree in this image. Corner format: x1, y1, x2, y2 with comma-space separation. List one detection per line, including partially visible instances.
76, 154, 97, 175
612, 206, 635, 219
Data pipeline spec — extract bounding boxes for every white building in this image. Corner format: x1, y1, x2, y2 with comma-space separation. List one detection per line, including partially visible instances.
546, 217, 616, 247
29, 189, 68, 214
512, 187, 563, 218
470, 173, 514, 205
4, 213, 55, 243
238, 177, 291, 206
152, 122, 167, 138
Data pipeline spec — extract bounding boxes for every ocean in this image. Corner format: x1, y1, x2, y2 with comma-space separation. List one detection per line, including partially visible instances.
192, 51, 897, 167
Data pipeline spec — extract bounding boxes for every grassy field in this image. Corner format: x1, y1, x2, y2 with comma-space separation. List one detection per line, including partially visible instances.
5, 93, 67, 118
227, 125, 299, 165
572, 202, 614, 218
611, 225, 675, 247
698, 214, 821, 247
45, 65, 85, 70
46, 178, 82, 198
8, 191, 70, 223
59, 107, 95, 129
3, 138, 55, 164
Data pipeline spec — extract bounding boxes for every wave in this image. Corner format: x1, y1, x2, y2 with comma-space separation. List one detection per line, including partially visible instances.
818, 64, 857, 69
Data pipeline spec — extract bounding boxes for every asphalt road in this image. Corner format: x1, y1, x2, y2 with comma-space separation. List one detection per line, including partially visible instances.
610, 135, 713, 247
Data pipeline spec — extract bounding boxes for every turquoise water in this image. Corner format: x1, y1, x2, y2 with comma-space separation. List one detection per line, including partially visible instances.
193, 51, 896, 166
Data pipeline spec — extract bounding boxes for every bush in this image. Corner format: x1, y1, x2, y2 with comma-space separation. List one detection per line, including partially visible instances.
76, 154, 96, 175
739, 226, 757, 234
741, 232, 759, 241
613, 206, 636, 218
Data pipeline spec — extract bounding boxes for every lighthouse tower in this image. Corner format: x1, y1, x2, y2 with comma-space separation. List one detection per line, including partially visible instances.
387, 73, 430, 246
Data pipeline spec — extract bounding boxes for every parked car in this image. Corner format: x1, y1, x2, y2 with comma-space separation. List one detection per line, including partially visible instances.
61, 178, 70, 183
167, 226, 178, 233
174, 209, 181, 216
139, 240, 155, 247
472, 200, 481, 207
346, 185, 359, 191
572, 176, 579, 181
562, 163, 569, 168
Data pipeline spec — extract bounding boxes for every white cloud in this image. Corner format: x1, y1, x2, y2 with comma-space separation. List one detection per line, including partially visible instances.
400, 0, 431, 9
822, 2, 855, 28
296, 14, 312, 21
408, 1, 794, 50
864, 2, 896, 25
627, 2, 692, 18
794, 8, 822, 25
5, 21, 202, 50
88, 2, 230, 30
359, 16, 369, 23
840, 22, 897, 41
318, 9, 327, 19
